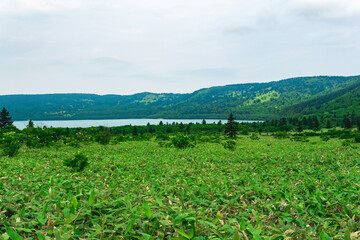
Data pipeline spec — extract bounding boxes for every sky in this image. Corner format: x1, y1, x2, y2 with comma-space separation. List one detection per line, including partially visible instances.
0, 0, 360, 95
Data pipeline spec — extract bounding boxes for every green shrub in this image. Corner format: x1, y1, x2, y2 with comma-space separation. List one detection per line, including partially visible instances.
222, 139, 236, 150
320, 135, 330, 141
157, 141, 172, 148
342, 139, 351, 147
171, 134, 195, 149
354, 134, 360, 143
273, 131, 289, 139
291, 135, 309, 142
113, 134, 130, 143
0, 132, 22, 157
3, 140, 21, 157
96, 131, 111, 145
249, 133, 260, 140
155, 134, 170, 141
64, 153, 89, 172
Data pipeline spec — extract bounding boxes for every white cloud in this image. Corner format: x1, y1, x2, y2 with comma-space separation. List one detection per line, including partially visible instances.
291, 0, 360, 20
0, 0, 89, 13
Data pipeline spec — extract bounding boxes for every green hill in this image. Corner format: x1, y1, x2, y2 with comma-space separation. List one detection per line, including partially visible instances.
1, 75, 359, 121
281, 80, 360, 118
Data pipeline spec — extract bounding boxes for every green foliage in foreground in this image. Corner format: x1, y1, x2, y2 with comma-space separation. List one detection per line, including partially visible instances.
0, 136, 360, 239
63, 153, 89, 172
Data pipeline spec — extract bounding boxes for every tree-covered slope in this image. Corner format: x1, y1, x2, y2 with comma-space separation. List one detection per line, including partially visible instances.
149, 75, 360, 119
281, 79, 360, 118
0, 75, 359, 120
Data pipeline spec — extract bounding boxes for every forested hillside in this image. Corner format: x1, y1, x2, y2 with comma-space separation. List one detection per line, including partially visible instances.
281, 80, 360, 119
0, 75, 359, 120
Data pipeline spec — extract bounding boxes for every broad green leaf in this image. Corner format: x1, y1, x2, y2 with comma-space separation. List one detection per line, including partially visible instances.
54, 230, 62, 240
36, 232, 45, 240
270, 234, 286, 240
64, 214, 78, 225
5, 227, 22, 240
247, 230, 261, 240
156, 197, 163, 207
211, 229, 225, 240
143, 201, 152, 219
140, 233, 151, 240
198, 220, 217, 229
40, 201, 49, 219
344, 230, 351, 240
1, 233, 9, 240
240, 219, 246, 231
188, 222, 195, 239
173, 215, 185, 226
174, 228, 190, 239
125, 219, 134, 234
233, 231, 240, 240
14, 229, 32, 233
89, 190, 95, 206
19, 207, 25, 217
319, 230, 325, 240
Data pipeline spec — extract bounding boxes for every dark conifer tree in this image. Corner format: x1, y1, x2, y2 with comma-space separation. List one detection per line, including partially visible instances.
326, 120, 331, 129
27, 119, 34, 128
343, 115, 352, 129
313, 116, 320, 130
350, 111, 356, 126
302, 117, 308, 127
179, 122, 184, 132
132, 126, 138, 136
225, 113, 238, 139
297, 121, 303, 132
279, 118, 287, 126
148, 125, 154, 133
185, 124, 191, 135
0, 107, 13, 129
308, 116, 314, 129
262, 121, 267, 127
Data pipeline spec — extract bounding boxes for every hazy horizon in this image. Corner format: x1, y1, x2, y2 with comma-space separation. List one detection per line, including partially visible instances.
0, 74, 359, 96
1, 0, 360, 95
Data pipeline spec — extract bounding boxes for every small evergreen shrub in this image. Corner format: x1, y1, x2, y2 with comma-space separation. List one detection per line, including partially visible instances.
64, 153, 89, 172
342, 139, 351, 147
222, 139, 236, 150
1, 132, 22, 157
3, 140, 21, 157
157, 141, 172, 148
171, 134, 194, 149
273, 131, 289, 139
249, 133, 260, 140
113, 135, 129, 143
320, 135, 330, 141
155, 134, 170, 141
354, 134, 360, 143
96, 131, 111, 145
290, 135, 309, 142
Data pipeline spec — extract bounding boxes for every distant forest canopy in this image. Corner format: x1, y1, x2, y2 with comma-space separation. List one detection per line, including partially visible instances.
0, 75, 359, 121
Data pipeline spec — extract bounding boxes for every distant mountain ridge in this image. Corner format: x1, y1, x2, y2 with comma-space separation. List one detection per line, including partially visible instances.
1, 75, 359, 121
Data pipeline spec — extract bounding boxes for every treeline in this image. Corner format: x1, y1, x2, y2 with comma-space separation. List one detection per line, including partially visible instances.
261, 112, 360, 132
1, 106, 360, 157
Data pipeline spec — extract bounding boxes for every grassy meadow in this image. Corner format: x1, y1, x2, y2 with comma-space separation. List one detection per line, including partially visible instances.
0, 135, 360, 239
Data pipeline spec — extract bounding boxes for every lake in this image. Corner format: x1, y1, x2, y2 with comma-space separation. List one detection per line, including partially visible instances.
13, 119, 257, 130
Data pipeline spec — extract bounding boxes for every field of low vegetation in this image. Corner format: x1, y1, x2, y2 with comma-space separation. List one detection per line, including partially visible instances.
1, 109, 360, 239
1, 121, 360, 239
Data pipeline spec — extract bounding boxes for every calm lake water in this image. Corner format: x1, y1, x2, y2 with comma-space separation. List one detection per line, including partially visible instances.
13, 119, 256, 130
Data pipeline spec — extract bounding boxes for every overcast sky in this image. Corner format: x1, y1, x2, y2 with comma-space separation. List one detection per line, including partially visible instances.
0, 0, 359, 95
